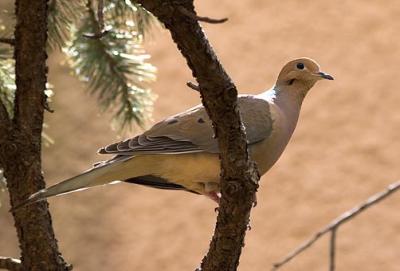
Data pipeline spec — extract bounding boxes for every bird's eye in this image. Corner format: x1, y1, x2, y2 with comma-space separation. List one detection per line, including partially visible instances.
296, 63, 305, 70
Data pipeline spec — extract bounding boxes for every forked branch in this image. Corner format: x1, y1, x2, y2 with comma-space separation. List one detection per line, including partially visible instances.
272, 180, 400, 270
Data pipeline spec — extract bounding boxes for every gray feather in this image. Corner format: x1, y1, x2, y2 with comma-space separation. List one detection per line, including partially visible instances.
99, 95, 273, 156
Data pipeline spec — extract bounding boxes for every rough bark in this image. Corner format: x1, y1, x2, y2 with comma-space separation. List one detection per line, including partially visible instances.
0, 0, 70, 270
0, 99, 10, 143
134, 1, 260, 270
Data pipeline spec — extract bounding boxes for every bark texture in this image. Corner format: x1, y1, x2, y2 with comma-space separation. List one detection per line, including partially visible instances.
134, 1, 260, 270
0, 0, 70, 270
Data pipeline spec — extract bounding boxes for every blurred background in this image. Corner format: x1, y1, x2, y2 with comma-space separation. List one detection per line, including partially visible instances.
1, 0, 400, 270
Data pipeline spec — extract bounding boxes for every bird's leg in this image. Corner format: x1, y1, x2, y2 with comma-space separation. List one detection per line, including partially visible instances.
205, 191, 221, 212
204, 182, 221, 211
206, 191, 221, 204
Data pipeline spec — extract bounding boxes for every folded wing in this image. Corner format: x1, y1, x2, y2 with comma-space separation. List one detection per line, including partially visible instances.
98, 95, 273, 156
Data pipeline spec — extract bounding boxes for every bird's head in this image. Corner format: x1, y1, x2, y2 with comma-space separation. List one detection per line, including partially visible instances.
276, 57, 333, 93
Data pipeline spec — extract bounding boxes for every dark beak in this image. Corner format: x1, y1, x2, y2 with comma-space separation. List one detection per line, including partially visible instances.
317, 72, 334, 80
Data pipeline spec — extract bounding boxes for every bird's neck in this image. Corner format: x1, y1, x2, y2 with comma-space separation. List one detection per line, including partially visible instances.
265, 83, 311, 135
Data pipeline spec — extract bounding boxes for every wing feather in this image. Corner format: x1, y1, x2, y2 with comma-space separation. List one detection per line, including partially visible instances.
98, 95, 273, 156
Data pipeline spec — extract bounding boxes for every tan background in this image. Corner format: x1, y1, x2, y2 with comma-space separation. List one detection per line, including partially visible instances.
1, 0, 400, 270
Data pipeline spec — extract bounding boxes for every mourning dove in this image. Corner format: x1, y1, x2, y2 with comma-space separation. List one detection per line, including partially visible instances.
15, 57, 333, 209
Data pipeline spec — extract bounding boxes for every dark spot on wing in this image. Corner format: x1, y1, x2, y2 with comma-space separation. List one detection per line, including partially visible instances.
167, 118, 178, 125
197, 118, 205, 123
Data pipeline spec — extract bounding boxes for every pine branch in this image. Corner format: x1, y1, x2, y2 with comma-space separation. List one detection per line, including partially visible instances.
82, 0, 108, 39
272, 180, 400, 270
0, 256, 22, 271
47, 0, 85, 50
66, 0, 156, 128
108, 0, 158, 40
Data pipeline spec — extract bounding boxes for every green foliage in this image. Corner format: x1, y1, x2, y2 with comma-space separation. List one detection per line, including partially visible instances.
47, 0, 86, 51
1, 0, 157, 130
0, 14, 15, 117
65, 0, 157, 129
0, 54, 15, 117
107, 0, 158, 40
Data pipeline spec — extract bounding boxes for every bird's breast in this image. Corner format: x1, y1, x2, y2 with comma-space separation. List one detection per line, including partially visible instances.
249, 104, 295, 175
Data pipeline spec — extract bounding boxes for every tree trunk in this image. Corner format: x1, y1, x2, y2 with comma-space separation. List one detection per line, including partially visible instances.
0, 0, 70, 270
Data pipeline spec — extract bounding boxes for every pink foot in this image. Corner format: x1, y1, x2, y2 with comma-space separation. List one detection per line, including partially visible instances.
205, 192, 221, 205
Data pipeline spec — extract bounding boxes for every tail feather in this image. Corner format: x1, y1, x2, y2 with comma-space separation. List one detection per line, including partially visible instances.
11, 156, 131, 212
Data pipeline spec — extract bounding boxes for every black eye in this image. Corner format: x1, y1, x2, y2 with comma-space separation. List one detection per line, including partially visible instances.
296, 63, 305, 70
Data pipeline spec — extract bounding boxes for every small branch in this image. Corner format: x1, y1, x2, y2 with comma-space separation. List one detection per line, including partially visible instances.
82, 30, 109, 39
44, 100, 54, 113
97, 0, 104, 31
178, 6, 228, 24
186, 81, 200, 91
329, 227, 337, 271
0, 38, 15, 46
0, 256, 23, 271
83, 0, 109, 39
272, 180, 400, 270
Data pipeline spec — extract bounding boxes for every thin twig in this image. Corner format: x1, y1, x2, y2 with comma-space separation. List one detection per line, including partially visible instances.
0, 256, 23, 271
97, 0, 104, 31
272, 180, 400, 270
186, 81, 200, 91
0, 38, 15, 46
44, 100, 54, 113
82, 30, 109, 39
178, 6, 228, 24
83, 0, 109, 39
329, 227, 337, 271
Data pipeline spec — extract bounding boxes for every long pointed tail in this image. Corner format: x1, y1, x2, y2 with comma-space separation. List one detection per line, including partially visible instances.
11, 156, 131, 211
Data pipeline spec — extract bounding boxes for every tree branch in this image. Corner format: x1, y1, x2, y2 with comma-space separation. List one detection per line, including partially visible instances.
272, 180, 400, 270
186, 81, 200, 91
178, 6, 228, 24
1, 0, 71, 269
133, 1, 259, 270
329, 227, 337, 271
0, 257, 22, 271
82, 0, 109, 39
0, 38, 15, 46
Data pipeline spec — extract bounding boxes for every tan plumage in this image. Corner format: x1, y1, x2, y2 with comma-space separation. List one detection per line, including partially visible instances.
14, 57, 333, 209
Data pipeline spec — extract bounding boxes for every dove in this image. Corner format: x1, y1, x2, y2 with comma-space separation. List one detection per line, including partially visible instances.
14, 57, 333, 210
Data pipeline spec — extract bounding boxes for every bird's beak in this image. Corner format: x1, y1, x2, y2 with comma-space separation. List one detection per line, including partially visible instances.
316, 71, 334, 80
